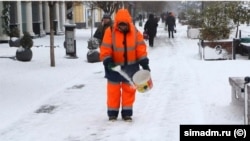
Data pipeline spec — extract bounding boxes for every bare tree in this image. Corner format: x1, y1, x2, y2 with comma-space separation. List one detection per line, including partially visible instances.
136, 1, 169, 15
85, 1, 123, 15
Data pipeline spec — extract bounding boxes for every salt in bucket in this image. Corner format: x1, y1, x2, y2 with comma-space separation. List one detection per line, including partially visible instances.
132, 70, 153, 93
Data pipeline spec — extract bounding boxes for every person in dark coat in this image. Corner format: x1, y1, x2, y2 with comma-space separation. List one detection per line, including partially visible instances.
139, 14, 142, 21
94, 13, 112, 44
144, 14, 158, 47
165, 12, 176, 38
154, 15, 160, 37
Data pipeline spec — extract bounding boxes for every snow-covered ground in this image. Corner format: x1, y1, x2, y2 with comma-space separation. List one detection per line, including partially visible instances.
0, 19, 250, 141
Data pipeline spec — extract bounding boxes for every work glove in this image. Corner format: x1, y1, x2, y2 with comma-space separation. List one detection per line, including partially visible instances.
107, 62, 116, 70
142, 65, 151, 72
103, 58, 116, 71
139, 58, 150, 72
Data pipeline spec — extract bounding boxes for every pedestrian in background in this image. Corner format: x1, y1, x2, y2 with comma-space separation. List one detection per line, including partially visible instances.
94, 13, 112, 44
144, 14, 158, 47
165, 12, 176, 38
154, 15, 160, 37
100, 9, 150, 122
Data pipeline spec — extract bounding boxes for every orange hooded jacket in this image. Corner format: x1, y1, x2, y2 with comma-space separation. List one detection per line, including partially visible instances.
100, 9, 149, 82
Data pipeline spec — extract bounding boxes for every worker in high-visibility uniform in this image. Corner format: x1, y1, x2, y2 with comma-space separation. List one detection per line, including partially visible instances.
100, 9, 150, 121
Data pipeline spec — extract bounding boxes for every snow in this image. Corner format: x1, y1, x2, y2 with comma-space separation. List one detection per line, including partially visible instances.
0, 19, 250, 141
187, 28, 200, 39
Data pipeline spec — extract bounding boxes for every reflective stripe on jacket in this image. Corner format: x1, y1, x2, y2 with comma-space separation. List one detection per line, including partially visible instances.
100, 9, 148, 82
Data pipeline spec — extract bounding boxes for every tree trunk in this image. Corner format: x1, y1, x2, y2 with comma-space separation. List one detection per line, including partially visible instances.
49, 2, 55, 67
235, 21, 239, 38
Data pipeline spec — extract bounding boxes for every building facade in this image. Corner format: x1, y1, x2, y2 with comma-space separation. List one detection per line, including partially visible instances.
0, 1, 104, 43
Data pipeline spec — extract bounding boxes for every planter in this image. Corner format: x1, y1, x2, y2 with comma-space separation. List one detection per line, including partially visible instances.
87, 38, 99, 50
87, 49, 100, 63
198, 39, 232, 60
16, 48, 33, 61
9, 37, 20, 47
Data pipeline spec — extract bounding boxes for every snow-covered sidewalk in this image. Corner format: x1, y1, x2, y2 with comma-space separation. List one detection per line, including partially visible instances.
0, 19, 248, 141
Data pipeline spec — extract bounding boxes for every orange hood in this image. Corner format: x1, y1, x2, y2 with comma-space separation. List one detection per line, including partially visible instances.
114, 9, 134, 30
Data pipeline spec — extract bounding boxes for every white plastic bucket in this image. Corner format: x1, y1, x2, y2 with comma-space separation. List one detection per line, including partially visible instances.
132, 70, 153, 93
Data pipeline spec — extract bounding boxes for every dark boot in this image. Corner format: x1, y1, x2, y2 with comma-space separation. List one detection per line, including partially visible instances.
109, 116, 117, 121
122, 116, 132, 122
121, 109, 132, 121
108, 109, 118, 121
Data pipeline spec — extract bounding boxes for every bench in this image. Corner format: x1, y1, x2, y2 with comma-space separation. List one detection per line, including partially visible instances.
240, 43, 250, 59
232, 36, 250, 59
229, 77, 250, 124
